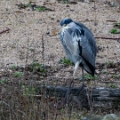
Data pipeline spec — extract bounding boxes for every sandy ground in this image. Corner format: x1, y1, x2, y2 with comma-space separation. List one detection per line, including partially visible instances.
0, 0, 120, 87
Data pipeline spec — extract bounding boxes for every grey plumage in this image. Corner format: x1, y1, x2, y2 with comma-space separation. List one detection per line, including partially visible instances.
59, 18, 97, 80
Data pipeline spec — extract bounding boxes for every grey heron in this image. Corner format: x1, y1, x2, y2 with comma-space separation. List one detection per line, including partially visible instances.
59, 18, 97, 85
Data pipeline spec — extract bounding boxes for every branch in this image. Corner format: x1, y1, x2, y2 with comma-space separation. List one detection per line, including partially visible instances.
95, 37, 120, 40
0, 28, 10, 34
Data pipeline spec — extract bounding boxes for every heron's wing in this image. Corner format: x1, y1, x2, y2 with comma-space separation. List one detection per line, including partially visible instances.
75, 21, 97, 56
72, 28, 96, 75
81, 36, 96, 67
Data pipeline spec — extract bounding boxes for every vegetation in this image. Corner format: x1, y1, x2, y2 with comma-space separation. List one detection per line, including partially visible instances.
16, 2, 53, 12
110, 28, 120, 34
30, 62, 46, 73
102, 69, 108, 74
114, 22, 120, 28
84, 73, 98, 80
112, 74, 119, 79
10, 65, 17, 69
21, 85, 38, 95
0, 79, 7, 84
14, 71, 23, 77
60, 58, 73, 65
62, 0, 70, 4
105, 61, 112, 67
110, 2, 117, 7
110, 84, 117, 88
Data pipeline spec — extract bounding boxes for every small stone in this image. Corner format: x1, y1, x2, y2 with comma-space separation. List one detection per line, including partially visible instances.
96, 69, 100, 74
70, 8, 74, 11
56, 19, 60, 22
46, 31, 50, 34
66, 4, 70, 7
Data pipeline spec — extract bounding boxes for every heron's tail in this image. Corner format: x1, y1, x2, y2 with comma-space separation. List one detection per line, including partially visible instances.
80, 58, 95, 76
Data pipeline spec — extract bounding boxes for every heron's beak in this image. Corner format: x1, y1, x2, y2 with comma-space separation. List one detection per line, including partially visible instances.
52, 25, 61, 35
52, 25, 66, 35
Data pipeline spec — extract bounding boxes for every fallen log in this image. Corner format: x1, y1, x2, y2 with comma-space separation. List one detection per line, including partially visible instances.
38, 85, 120, 109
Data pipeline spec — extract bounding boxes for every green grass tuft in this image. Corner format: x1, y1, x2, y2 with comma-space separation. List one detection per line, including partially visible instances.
112, 74, 119, 79
114, 22, 120, 27
110, 84, 116, 88
35, 6, 47, 12
60, 58, 73, 65
84, 73, 98, 80
102, 69, 108, 74
62, 0, 70, 4
110, 28, 120, 34
10, 65, 17, 69
0, 79, 7, 84
21, 85, 38, 95
14, 71, 23, 77
30, 62, 46, 73
105, 61, 112, 67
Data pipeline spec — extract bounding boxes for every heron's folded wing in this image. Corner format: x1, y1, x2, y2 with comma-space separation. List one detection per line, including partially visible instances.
72, 28, 95, 67
81, 37, 96, 67
75, 21, 97, 56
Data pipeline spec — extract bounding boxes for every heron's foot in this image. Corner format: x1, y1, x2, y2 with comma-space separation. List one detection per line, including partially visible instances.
74, 83, 86, 96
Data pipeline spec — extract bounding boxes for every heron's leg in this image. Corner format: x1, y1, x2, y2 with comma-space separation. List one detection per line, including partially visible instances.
63, 80, 73, 105
73, 61, 80, 78
63, 61, 80, 105
82, 67, 84, 86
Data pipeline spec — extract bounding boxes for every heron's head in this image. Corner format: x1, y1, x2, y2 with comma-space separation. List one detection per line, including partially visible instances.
60, 18, 73, 26
51, 18, 73, 35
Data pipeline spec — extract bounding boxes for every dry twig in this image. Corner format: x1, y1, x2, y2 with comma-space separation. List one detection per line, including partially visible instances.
95, 37, 120, 40
0, 28, 10, 34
